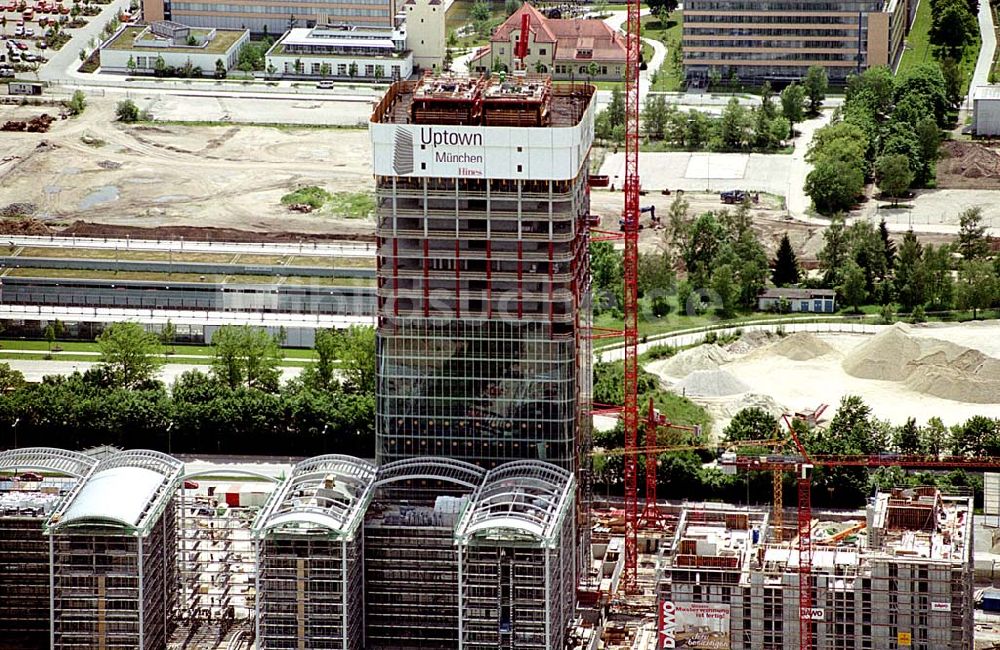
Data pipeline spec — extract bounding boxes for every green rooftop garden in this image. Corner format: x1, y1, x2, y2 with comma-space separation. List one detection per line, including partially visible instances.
106, 25, 244, 54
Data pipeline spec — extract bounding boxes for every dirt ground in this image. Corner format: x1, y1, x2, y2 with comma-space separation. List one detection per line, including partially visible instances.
937, 140, 1000, 189
643, 322, 1000, 434
0, 97, 375, 236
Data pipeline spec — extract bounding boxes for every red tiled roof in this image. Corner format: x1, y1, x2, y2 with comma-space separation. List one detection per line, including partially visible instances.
489, 2, 625, 64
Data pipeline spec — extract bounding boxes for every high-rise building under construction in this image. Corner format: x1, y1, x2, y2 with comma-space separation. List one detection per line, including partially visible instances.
370, 73, 595, 485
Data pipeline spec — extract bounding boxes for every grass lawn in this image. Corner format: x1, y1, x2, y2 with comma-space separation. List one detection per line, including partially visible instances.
898, 0, 980, 95
645, 12, 684, 92
16, 247, 235, 264
447, 0, 508, 50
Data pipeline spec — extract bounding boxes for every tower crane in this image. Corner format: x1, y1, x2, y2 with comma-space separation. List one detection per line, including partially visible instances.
620, 0, 642, 596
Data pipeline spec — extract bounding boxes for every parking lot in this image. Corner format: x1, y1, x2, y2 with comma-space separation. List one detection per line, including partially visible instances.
0, 1, 67, 75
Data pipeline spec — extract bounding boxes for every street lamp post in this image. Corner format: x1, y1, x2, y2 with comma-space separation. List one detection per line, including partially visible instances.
11, 417, 19, 449
166, 421, 174, 455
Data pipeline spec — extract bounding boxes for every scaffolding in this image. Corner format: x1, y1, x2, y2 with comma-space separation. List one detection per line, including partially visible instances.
654, 488, 975, 650
252, 455, 377, 650
454, 460, 577, 650
0, 448, 97, 650
45, 449, 183, 650
364, 457, 486, 649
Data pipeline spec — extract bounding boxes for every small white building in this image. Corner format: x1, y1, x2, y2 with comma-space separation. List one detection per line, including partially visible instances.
402, 0, 453, 72
757, 287, 836, 313
265, 25, 412, 80
100, 21, 249, 76
974, 85, 1000, 136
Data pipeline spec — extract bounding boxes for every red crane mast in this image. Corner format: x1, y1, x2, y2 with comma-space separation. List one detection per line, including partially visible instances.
621, 0, 642, 595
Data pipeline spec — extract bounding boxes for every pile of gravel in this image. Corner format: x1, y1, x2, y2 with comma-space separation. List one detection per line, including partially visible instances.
674, 369, 750, 398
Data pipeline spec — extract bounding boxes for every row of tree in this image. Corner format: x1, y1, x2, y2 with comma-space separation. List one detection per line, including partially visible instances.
0, 323, 376, 456
592, 394, 990, 508
816, 208, 998, 316
597, 74, 825, 151
805, 65, 952, 213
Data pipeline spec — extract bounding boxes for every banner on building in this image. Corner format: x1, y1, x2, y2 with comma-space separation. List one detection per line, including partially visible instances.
659, 600, 730, 649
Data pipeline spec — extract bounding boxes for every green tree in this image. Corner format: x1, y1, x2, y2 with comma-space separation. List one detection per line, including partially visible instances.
211, 325, 283, 391
67, 90, 86, 116
780, 82, 805, 129
607, 86, 625, 131
685, 109, 711, 149
645, 0, 678, 20
724, 407, 778, 444
642, 94, 668, 140
334, 325, 376, 395
804, 65, 828, 113
929, 0, 976, 56
895, 417, 923, 454
875, 153, 913, 205
805, 158, 864, 214
302, 328, 339, 390
894, 230, 926, 312
956, 258, 996, 318
215, 58, 227, 79
915, 116, 940, 181
348, 63, 358, 78
0, 363, 25, 393
97, 322, 164, 389
682, 212, 724, 287
894, 64, 949, 126
637, 251, 674, 297
818, 214, 848, 287
154, 54, 166, 76
719, 97, 750, 149
958, 207, 989, 259
711, 263, 738, 317
470, 0, 491, 22
504, 0, 520, 15
591, 241, 624, 313
126, 54, 136, 74
771, 233, 800, 286
839, 260, 868, 312
940, 57, 965, 109
922, 244, 955, 309
160, 320, 177, 355
115, 99, 140, 122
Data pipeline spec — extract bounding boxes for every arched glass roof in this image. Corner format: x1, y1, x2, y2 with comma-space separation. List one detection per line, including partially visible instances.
48, 449, 183, 535
455, 460, 574, 547
374, 456, 486, 489
252, 455, 376, 540
0, 447, 98, 479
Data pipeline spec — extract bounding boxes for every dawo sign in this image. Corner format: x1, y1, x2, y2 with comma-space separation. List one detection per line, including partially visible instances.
392, 126, 486, 178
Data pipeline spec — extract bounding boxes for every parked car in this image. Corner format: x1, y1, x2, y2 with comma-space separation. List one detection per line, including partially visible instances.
0, 67, 14, 77
13, 25, 24, 36
317, 80, 334, 89
720, 189, 748, 204
18, 472, 43, 482
183, 480, 200, 490
37, 40, 46, 48
24, 27, 33, 36
15, 41, 28, 50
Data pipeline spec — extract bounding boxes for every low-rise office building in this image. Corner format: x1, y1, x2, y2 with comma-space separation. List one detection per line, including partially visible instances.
265, 24, 412, 80
144, 0, 397, 34
682, 0, 915, 85
100, 21, 249, 76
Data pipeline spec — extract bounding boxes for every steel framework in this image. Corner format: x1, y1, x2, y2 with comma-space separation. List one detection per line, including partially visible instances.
621, 0, 642, 595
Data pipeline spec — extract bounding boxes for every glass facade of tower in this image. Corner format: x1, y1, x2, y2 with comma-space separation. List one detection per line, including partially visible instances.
375, 173, 592, 473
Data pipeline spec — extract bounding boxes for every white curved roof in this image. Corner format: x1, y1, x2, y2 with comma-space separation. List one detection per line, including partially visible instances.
455, 460, 574, 547
252, 455, 376, 540
47, 449, 183, 535
58, 466, 164, 528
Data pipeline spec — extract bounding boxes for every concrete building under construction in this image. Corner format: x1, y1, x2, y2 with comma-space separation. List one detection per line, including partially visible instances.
369, 72, 595, 475
655, 488, 975, 650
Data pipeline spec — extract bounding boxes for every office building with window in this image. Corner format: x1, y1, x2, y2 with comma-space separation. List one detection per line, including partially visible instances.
682, 0, 915, 84
144, 0, 398, 35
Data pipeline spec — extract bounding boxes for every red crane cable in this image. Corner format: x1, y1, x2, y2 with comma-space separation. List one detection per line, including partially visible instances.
621, 0, 642, 595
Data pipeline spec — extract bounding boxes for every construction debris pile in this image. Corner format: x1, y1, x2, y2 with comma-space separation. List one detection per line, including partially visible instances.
2, 114, 55, 133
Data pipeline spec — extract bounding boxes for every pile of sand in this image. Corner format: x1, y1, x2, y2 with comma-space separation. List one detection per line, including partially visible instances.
842, 323, 1000, 403
674, 369, 750, 397
701, 393, 786, 437
766, 332, 837, 361
653, 344, 731, 379
726, 330, 773, 355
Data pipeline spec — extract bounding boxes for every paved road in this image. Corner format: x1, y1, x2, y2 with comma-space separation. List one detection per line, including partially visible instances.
4, 358, 303, 383
968, 0, 997, 110
3, 235, 374, 256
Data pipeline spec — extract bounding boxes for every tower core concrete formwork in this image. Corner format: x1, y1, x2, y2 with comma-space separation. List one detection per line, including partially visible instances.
370, 72, 596, 569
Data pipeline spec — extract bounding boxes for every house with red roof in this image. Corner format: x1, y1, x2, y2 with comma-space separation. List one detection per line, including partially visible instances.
469, 3, 626, 80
